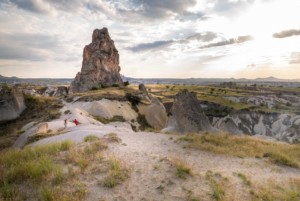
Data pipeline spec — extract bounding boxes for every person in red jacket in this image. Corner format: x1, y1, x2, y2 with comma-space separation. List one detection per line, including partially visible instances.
73, 119, 79, 126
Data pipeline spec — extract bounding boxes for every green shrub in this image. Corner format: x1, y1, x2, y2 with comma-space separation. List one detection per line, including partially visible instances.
84, 135, 100, 142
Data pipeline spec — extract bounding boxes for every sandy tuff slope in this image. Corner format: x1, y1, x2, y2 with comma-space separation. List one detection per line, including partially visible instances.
28, 123, 299, 201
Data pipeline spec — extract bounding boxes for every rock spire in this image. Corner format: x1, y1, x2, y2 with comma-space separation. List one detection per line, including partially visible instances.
70, 28, 123, 93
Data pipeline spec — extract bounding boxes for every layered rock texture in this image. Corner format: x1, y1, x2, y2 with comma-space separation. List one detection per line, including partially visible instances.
70, 28, 123, 93
164, 89, 212, 133
212, 111, 300, 143
0, 86, 26, 121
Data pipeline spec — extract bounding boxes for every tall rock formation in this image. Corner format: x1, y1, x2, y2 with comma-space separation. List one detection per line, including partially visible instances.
70, 28, 123, 93
163, 89, 212, 133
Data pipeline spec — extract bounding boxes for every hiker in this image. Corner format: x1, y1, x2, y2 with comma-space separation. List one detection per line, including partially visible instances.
73, 119, 79, 126
64, 119, 67, 129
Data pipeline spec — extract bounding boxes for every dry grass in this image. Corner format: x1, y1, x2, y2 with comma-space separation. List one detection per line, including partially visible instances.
101, 158, 130, 188
104, 133, 122, 143
180, 133, 300, 168
237, 173, 251, 186
250, 178, 300, 201
169, 157, 192, 179
0, 138, 108, 201
205, 171, 227, 201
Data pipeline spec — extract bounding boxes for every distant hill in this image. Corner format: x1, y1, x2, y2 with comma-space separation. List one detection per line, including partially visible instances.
0, 75, 20, 80
0, 75, 72, 85
1, 74, 300, 86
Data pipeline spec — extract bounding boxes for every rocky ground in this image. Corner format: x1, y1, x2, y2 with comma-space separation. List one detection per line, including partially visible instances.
6, 94, 299, 201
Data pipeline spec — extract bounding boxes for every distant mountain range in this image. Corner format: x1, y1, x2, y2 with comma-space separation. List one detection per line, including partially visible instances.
1, 75, 300, 86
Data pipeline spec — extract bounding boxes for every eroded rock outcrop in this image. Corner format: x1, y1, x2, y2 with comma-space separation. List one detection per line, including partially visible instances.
70, 28, 123, 93
0, 86, 26, 121
43, 86, 68, 97
137, 84, 168, 130
164, 89, 212, 133
213, 111, 300, 143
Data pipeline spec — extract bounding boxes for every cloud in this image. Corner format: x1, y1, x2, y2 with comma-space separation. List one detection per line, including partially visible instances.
118, 0, 206, 22
289, 52, 300, 64
213, 0, 255, 16
200, 35, 253, 49
186, 32, 218, 42
128, 40, 174, 52
273, 29, 300, 38
7, 0, 54, 14
5, 0, 90, 14
0, 32, 60, 61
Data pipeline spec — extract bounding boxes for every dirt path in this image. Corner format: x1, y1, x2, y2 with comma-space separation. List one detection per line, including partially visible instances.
30, 124, 300, 201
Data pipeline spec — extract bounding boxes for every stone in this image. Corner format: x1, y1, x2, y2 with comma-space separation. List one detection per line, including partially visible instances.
70, 27, 123, 93
165, 89, 212, 133
137, 84, 168, 130
0, 86, 26, 121
35, 123, 48, 134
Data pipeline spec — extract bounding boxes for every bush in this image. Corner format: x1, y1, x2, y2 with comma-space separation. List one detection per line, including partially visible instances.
84, 135, 100, 142
123, 81, 130, 86
125, 93, 140, 106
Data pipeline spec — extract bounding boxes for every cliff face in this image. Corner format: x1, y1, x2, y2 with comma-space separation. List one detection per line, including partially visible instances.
0, 87, 26, 121
212, 111, 300, 143
70, 28, 123, 93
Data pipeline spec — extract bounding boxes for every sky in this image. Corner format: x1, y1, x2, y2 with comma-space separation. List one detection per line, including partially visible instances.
0, 0, 300, 79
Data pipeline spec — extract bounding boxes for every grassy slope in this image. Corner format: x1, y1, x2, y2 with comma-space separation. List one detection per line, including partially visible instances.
180, 133, 300, 168
0, 136, 128, 201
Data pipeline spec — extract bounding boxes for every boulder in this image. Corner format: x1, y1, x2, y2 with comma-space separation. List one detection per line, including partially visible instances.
0, 86, 26, 121
35, 123, 48, 134
164, 89, 212, 133
137, 84, 168, 130
70, 27, 123, 93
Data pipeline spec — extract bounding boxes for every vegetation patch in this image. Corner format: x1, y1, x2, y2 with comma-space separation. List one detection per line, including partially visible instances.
263, 152, 299, 168
26, 131, 68, 145
250, 178, 300, 201
102, 158, 130, 188
169, 158, 192, 179
105, 133, 122, 143
179, 133, 300, 168
84, 135, 100, 142
94, 115, 126, 124
205, 171, 227, 201
0, 138, 109, 200
236, 173, 251, 186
